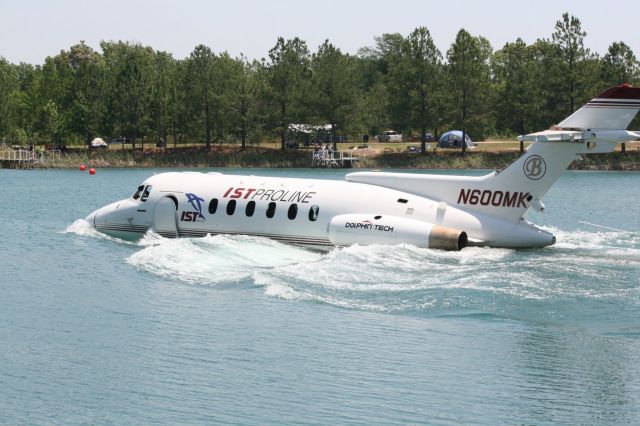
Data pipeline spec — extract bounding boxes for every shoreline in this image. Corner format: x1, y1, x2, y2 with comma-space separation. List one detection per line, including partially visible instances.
4, 147, 640, 171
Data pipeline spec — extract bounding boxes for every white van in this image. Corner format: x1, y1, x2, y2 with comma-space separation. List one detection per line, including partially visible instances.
379, 130, 403, 142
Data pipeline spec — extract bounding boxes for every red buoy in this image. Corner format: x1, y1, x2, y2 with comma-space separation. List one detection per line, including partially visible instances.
80, 164, 86, 171
89, 168, 96, 175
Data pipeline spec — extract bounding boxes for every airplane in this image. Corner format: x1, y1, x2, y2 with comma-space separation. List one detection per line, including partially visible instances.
86, 85, 640, 251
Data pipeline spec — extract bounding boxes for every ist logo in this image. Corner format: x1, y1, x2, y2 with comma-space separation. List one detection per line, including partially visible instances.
523, 155, 546, 180
181, 193, 205, 222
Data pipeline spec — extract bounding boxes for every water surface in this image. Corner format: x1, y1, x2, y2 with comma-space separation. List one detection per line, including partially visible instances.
1, 167, 639, 424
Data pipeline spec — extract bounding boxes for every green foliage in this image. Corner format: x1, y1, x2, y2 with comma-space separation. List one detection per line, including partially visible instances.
396, 27, 442, 152
446, 29, 493, 145
550, 13, 593, 114
492, 38, 538, 134
310, 40, 361, 146
0, 13, 638, 151
602, 42, 639, 86
266, 37, 311, 150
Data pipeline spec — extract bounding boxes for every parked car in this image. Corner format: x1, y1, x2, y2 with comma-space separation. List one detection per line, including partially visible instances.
109, 136, 131, 144
378, 130, 403, 142
408, 133, 435, 142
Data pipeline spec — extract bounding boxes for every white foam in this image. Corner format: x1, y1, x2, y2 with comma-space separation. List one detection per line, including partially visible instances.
63, 219, 136, 244
71, 219, 638, 312
127, 234, 321, 286
255, 230, 640, 310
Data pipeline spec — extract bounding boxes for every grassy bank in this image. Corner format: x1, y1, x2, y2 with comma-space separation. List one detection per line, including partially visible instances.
19, 143, 640, 171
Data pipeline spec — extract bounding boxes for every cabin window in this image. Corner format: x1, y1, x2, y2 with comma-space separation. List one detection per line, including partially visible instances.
208, 198, 218, 214
140, 185, 152, 202
132, 185, 145, 200
226, 199, 236, 215
397, 198, 408, 204
246, 201, 256, 217
266, 202, 276, 218
308, 205, 319, 221
288, 204, 298, 220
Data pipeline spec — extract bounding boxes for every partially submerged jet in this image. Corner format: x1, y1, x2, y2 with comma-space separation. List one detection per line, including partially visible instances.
86, 85, 640, 250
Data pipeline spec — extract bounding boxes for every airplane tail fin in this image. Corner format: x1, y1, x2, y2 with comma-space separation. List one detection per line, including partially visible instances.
475, 84, 640, 220
557, 84, 640, 130
346, 85, 640, 223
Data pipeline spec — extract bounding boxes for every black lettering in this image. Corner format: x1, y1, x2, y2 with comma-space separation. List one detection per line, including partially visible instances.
290, 191, 304, 203
458, 189, 470, 204
517, 192, 529, 208
261, 189, 274, 200
503, 192, 518, 207
469, 189, 480, 205
480, 190, 491, 205
491, 191, 503, 206
301, 192, 316, 204
271, 190, 285, 201
279, 190, 290, 201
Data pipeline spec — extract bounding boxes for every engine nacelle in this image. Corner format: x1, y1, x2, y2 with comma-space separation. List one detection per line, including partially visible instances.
327, 214, 468, 251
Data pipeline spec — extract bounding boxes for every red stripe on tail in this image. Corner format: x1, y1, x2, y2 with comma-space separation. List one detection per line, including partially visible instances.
596, 85, 640, 100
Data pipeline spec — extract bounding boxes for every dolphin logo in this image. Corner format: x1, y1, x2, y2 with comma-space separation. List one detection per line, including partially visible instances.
185, 193, 205, 219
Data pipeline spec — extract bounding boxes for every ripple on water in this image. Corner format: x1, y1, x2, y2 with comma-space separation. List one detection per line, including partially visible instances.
71, 222, 639, 330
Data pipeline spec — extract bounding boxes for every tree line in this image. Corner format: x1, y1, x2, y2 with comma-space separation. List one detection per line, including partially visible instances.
0, 12, 638, 154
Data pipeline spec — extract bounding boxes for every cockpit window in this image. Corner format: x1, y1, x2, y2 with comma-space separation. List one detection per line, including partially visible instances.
132, 185, 145, 200
140, 185, 152, 202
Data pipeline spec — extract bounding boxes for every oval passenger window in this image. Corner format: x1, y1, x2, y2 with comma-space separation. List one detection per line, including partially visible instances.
266, 202, 276, 218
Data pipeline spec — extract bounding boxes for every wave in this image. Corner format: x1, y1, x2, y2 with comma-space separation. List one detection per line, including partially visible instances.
63, 219, 137, 245
70, 222, 640, 322
127, 233, 321, 286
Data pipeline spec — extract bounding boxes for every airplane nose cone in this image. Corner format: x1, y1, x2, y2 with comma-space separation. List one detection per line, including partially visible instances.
85, 210, 98, 227
87, 199, 149, 240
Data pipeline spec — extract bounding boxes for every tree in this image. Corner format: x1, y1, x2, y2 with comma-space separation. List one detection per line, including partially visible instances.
266, 37, 311, 151
101, 41, 155, 155
361, 33, 409, 134
311, 40, 359, 150
149, 51, 178, 147
227, 55, 262, 149
63, 42, 105, 145
184, 44, 218, 149
42, 100, 65, 145
492, 38, 540, 144
9, 63, 41, 143
551, 13, 592, 114
447, 29, 493, 154
602, 41, 639, 86
363, 74, 390, 138
358, 33, 405, 77
396, 27, 442, 154
0, 58, 19, 139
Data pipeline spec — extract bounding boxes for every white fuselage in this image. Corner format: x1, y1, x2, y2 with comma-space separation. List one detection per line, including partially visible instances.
86, 171, 555, 250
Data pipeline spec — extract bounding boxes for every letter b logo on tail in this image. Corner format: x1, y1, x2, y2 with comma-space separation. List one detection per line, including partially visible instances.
523, 155, 546, 180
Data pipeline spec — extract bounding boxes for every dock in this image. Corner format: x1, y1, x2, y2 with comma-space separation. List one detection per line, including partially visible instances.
312, 150, 361, 168
0, 149, 61, 169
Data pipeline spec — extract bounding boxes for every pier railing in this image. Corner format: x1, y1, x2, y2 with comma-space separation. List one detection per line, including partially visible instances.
0, 149, 61, 168
312, 150, 361, 168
